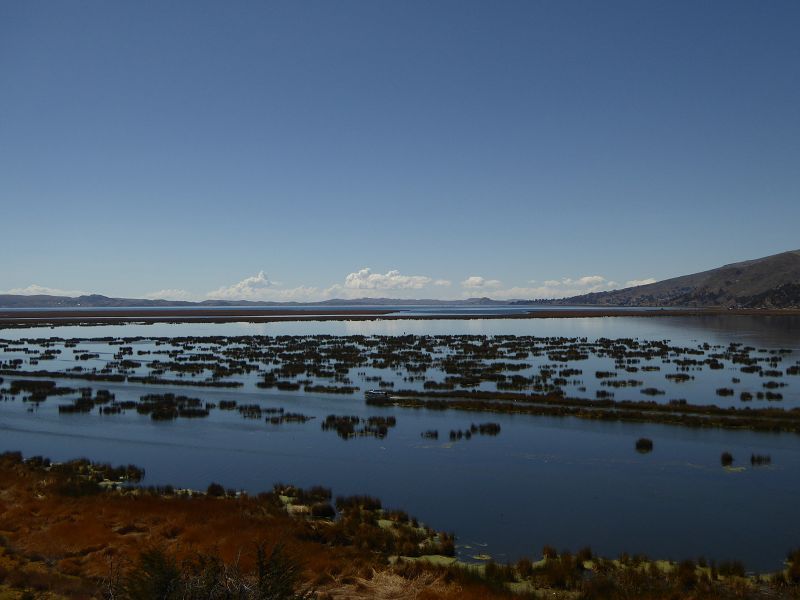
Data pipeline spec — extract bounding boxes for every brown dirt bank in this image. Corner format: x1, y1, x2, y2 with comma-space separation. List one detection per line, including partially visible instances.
0, 453, 506, 599
1, 307, 800, 328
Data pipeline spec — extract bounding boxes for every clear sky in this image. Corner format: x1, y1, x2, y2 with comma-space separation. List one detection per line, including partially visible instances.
1, 1, 798, 301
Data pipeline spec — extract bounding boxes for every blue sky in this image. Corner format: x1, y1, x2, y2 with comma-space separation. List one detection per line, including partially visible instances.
1, 1, 798, 301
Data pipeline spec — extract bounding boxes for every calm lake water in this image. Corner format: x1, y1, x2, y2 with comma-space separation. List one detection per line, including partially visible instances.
2, 314, 800, 571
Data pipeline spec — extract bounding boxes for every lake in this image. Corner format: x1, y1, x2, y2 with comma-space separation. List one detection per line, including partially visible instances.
1, 313, 799, 571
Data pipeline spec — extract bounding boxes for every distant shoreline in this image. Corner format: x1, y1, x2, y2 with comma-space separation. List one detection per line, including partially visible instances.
1, 306, 800, 328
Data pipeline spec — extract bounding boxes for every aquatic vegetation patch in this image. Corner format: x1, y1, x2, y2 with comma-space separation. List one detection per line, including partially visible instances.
321, 414, 397, 439
448, 422, 501, 442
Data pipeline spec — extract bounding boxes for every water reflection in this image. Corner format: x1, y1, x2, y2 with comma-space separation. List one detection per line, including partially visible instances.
4, 315, 800, 349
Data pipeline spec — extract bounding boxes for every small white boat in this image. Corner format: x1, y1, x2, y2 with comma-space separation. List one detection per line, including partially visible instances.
365, 389, 391, 401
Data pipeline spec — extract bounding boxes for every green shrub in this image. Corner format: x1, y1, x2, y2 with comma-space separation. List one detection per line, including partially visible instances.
206, 482, 226, 497
122, 548, 181, 600
256, 543, 314, 600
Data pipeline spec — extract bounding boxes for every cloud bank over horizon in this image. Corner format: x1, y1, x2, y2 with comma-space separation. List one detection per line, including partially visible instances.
3, 268, 657, 302
1, 284, 90, 297
461, 276, 502, 290
464, 275, 624, 301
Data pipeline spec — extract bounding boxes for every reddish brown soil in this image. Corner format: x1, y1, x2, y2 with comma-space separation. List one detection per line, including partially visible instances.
0, 456, 510, 599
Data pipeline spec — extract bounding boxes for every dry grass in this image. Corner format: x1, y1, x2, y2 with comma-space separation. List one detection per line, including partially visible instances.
318, 569, 502, 600
0, 454, 512, 599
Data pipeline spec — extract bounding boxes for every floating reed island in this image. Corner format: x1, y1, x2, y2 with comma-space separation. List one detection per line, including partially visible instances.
1, 333, 799, 434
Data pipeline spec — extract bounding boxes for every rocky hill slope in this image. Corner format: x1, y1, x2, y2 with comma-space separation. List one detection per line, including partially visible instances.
557, 249, 800, 308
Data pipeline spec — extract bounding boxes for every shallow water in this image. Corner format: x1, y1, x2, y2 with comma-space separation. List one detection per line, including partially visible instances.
3, 313, 799, 347
1, 315, 800, 571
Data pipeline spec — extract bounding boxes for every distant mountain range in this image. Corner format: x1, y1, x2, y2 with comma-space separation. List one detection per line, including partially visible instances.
516, 249, 800, 309
0, 294, 507, 309
3, 250, 799, 309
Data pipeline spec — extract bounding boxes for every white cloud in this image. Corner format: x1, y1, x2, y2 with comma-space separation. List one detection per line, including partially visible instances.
144, 289, 195, 301
207, 271, 277, 300
625, 278, 657, 287
343, 268, 433, 290
461, 276, 502, 289
264, 286, 321, 302
478, 275, 619, 300
3, 284, 88, 297
205, 268, 445, 303
321, 268, 451, 299
573, 275, 606, 287
205, 271, 320, 302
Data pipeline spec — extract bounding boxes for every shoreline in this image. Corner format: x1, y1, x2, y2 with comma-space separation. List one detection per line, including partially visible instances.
0, 450, 796, 599
1, 306, 800, 328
